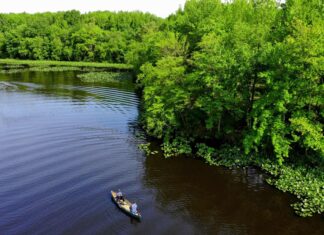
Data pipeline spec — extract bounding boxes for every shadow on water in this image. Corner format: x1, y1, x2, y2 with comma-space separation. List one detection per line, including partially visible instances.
142, 149, 324, 235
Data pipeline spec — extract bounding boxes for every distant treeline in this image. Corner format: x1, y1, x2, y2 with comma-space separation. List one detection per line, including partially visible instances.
0, 10, 161, 63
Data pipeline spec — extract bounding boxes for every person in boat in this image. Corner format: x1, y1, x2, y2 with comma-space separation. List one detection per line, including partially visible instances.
116, 189, 124, 202
131, 202, 138, 214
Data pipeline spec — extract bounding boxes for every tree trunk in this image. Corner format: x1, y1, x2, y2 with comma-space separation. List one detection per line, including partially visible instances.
247, 73, 257, 128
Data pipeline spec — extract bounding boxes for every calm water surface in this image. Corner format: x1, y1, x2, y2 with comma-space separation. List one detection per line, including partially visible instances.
0, 67, 323, 235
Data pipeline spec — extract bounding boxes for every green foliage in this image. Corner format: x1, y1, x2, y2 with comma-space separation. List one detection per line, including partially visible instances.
196, 143, 250, 167
244, 6, 324, 163
0, 11, 161, 63
128, 0, 323, 167
263, 162, 324, 217
196, 143, 217, 165
161, 137, 192, 158
138, 55, 189, 138
138, 143, 158, 155
290, 117, 324, 158
126, 30, 187, 73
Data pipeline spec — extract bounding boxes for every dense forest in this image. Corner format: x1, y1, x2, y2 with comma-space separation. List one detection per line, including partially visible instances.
139, 0, 323, 163
0, 10, 161, 62
0, 0, 323, 217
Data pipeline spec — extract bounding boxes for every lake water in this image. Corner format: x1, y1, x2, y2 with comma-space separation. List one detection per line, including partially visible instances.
0, 67, 323, 235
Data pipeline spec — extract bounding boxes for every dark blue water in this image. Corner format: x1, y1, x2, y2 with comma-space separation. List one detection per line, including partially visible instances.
0, 68, 323, 235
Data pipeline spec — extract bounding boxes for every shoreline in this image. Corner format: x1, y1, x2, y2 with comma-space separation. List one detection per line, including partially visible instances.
0, 59, 133, 70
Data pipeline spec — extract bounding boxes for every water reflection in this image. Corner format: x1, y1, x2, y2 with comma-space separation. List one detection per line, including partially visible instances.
143, 152, 324, 235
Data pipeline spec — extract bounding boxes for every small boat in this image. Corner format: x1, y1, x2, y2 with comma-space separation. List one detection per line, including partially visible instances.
111, 190, 142, 220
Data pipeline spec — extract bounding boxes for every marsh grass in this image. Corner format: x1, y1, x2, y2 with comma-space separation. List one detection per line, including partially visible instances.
0, 66, 82, 73
29, 66, 81, 72
0, 59, 133, 70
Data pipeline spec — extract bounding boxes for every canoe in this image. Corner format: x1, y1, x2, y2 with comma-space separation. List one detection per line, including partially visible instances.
111, 190, 142, 220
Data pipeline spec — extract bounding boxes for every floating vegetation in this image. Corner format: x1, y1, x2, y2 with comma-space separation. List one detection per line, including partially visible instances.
138, 143, 158, 155
263, 162, 324, 217
0, 69, 26, 74
3, 64, 25, 69
77, 72, 132, 83
29, 66, 81, 72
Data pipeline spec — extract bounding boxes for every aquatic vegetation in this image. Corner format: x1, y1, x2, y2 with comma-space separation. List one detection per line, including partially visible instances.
263, 162, 324, 217
29, 66, 81, 72
77, 72, 132, 83
138, 143, 158, 155
161, 137, 192, 158
196, 144, 250, 168
0, 59, 133, 70
3, 64, 25, 69
0, 69, 26, 74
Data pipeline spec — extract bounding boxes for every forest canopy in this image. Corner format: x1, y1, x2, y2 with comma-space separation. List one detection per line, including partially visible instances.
132, 0, 323, 166
0, 10, 162, 63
